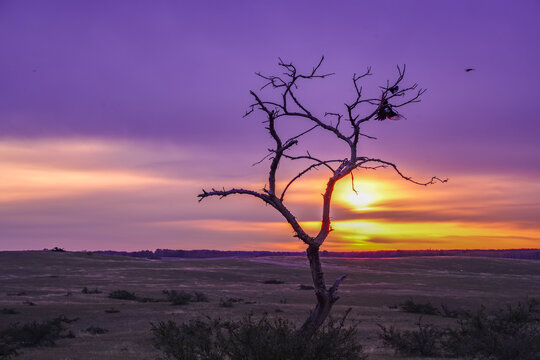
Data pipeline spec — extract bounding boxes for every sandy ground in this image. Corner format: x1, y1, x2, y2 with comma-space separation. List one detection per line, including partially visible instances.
1, 251, 539, 359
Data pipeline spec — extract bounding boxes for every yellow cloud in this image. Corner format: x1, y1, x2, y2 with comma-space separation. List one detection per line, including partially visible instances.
323, 220, 540, 251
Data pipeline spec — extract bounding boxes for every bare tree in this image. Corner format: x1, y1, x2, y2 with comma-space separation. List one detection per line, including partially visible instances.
198, 57, 445, 334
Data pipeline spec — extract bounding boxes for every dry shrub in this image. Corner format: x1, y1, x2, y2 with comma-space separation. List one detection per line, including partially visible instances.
151, 311, 367, 360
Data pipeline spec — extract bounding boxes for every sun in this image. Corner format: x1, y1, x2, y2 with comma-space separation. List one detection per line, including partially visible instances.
334, 180, 380, 211
347, 191, 376, 210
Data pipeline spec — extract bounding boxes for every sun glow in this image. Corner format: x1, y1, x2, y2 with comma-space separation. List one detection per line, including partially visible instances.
334, 179, 383, 211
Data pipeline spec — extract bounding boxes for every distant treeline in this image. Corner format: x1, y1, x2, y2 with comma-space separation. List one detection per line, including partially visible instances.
93, 248, 540, 260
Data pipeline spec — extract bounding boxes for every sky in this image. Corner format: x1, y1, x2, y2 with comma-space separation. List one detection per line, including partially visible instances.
0, 0, 539, 251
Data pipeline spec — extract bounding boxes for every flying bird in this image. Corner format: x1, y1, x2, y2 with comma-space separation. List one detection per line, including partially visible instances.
465, 68, 475, 72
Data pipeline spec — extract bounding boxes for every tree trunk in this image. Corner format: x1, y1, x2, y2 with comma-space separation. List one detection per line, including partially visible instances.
300, 245, 346, 335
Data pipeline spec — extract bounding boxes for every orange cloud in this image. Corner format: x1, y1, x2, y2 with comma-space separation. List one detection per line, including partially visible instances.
0, 166, 177, 202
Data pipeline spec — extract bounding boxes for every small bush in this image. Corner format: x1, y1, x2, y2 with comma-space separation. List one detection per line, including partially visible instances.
151, 311, 367, 360
50, 247, 65, 252
399, 299, 439, 316
108, 290, 137, 301
263, 279, 285, 284
163, 290, 193, 306
84, 326, 108, 335
219, 299, 234, 308
81, 287, 101, 294
298, 284, 315, 290
0, 316, 75, 358
193, 292, 209, 302
137, 296, 162, 303
378, 318, 443, 357
439, 303, 464, 318
104, 308, 120, 314
57, 315, 79, 324
108, 289, 161, 303
227, 297, 244, 303
0, 309, 19, 315
161, 290, 209, 305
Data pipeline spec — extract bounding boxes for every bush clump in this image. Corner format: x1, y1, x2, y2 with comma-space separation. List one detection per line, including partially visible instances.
218, 299, 234, 308
399, 299, 440, 316
439, 303, 465, 318
443, 300, 540, 360
263, 279, 285, 284
81, 287, 101, 294
162, 290, 209, 305
83, 326, 108, 335
0, 309, 19, 315
0, 316, 75, 359
151, 311, 367, 360
108, 290, 137, 301
108, 289, 163, 303
163, 290, 193, 306
379, 318, 443, 357
193, 291, 209, 302
379, 299, 540, 360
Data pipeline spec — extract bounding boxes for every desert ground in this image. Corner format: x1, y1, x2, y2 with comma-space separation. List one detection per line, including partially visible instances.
1, 251, 539, 359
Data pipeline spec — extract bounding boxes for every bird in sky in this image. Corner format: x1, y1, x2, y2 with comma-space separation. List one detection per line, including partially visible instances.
465, 68, 475, 72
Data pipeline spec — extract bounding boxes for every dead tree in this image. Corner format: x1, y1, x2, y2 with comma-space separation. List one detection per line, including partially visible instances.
198, 57, 446, 334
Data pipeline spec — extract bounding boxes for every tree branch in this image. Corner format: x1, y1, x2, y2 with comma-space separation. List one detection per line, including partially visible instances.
281, 152, 339, 172
198, 187, 314, 246
280, 159, 340, 201
197, 188, 270, 203
358, 158, 448, 186
329, 275, 347, 302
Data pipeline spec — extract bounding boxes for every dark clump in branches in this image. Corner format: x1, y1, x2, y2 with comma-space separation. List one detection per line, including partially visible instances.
198, 57, 445, 333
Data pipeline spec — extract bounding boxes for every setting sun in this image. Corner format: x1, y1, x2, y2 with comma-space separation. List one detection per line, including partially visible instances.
334, 179, 382, 211
347, 191, 375, 210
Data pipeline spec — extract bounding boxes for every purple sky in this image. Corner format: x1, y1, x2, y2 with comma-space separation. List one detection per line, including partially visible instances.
1, 1, 539, 251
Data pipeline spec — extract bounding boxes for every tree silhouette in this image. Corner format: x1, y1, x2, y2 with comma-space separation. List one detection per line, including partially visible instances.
198, 57, 445, 334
